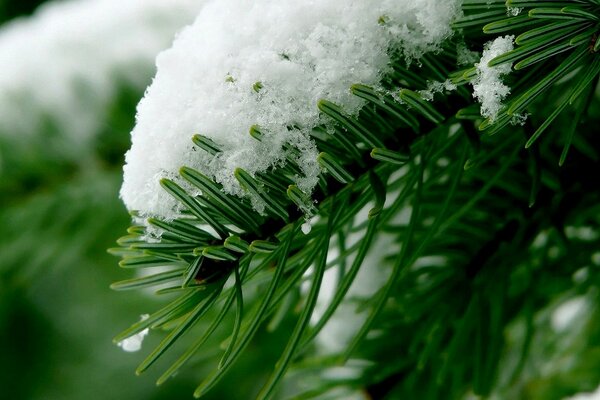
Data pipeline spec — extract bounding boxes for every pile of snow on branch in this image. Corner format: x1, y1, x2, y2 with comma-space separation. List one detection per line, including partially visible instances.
472, 35, 515, 122
121, 0, 462, 219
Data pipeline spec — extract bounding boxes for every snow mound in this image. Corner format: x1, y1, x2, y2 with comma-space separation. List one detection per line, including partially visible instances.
121, 0, 462, 219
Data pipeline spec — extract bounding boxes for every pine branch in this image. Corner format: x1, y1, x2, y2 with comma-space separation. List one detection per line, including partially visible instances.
111, 1, 600, 398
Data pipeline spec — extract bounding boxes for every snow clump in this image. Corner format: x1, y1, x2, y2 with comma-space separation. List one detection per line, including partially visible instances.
120, 0, 462, 220
472, 35, 515, 121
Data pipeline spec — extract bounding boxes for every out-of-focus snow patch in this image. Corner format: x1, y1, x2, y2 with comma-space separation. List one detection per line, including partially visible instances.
313, 231, 397, 354
419, 79, 457, 101
564, 384, 600, 400
0, 0, 204, 149
551, 297, 587, 332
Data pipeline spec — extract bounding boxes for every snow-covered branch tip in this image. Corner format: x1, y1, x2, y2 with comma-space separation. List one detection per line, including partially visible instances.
120, 0, 462, 222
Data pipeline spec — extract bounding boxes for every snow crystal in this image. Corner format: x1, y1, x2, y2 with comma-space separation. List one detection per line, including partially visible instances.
472, 35, 514, 121
0, 0, 204, 149
418, 79, 457, 101
456, 42, 480, 66
120, 0, 462, 219
510, 113, 528, 126
117, 314, 150, 352
507, 7, 523, 17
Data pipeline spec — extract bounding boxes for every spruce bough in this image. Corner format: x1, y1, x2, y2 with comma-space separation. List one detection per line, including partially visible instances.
112, 1, 600, 398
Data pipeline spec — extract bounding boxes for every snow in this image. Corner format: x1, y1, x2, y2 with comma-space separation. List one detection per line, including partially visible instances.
313, 230, 395, 354
551, 297, 587, 332
0, 0, 204, 150
564, 385, 600, 400
507, 7, 523, 17
418, 79, 457, 101
120, 0, 462, 220
117, 314, 150, 352
472, 35, 514, 122
456, 42, 480, 66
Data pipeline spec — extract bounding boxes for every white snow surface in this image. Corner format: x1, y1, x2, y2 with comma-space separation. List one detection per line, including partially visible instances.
121, 0, 462, 219
564, 385, 600, 400
117, 314, 149, 352
0, 0, 204, 148
472, 35, 514, 121
551, 297, 587, 332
